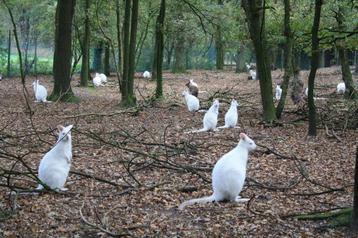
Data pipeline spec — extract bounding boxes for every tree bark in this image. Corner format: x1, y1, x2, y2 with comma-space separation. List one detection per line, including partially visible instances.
104, 41, 110, 76
276, 0, 293, 118
116, 0, 122, 75
215, 0, 224, 70
80, 0, 90, 87
336, 6, 358, 100
153, 0, 166, 99
352, 146, 358, 232
93, 41, 103, 72
121, 0, 131, 104
307, 0, 323, 136
242, 0, 277, 123
7, 30, 11, 77
50, 0, 77, 101
355, 51, 358, 74
172, 6, 186, 73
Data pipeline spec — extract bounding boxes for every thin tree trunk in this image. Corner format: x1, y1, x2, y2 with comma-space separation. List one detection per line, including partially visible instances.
50, 0, 77, 101
154, 0, 166, 99
93, 41, 103, 72
307, 0, 323, 136
276, 0, 293, 118
215, 0, 224, 70
352, 146, 358, 231
80, 0, 90, 87
242, 0, 277, 123
104, 41, 110, 76
121, 0, 131, 104
336, 6, 358, 99
116, 0, 122, 75
338, 48, 358, 99
33, 36, 37, 75
7, 30, 11, 77
355, 51, 358, 74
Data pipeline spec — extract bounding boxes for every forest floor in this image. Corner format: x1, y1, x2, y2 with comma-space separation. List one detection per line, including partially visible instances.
0, 67, 357, 237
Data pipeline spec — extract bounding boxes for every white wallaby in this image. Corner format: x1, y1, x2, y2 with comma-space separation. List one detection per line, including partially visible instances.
249, 69, 256, 80
143, 71, 151, 79
32, 80, 48, 102
275, 84, 282, 101
96, 73, 107, 83
179, 133, 257, 210
182, 90, 200, 112
218, 99, 239, 129
185, 79, 199, 97
37, 125, 73, 191
304, 87, 308, 97
93, 74, 102, 87
188, 99, 219, 133
336, 82, 346, 94
245, 63, 251, 71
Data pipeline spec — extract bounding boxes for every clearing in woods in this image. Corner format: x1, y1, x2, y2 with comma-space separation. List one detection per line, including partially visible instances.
0, 67, 357, 237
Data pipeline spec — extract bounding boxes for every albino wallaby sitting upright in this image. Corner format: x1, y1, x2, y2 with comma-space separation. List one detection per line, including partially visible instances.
218, 99, 239, 129
336, 82, 346, 94
188, 99, 219, 133
249, 69, 257, 80
179, 133, 257, 210
37, 125, 73, 191
32, 80, 48, 102
185, 79, 199, 98
275, 84, 282, 101
143, 71, 151, 79
182, 90, 200, 112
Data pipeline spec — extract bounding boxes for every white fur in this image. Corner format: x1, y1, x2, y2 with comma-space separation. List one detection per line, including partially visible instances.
32, 80, 48, 102
179, 133, 257, 210
336, 82, 346, 94
37, 125, 73, 191
189, 99, 219, 133
218, 99, 239, 129
93, 74, 102, 87
305, 87, 308, 97
143, 71, 151, 79
275, 85, 282, 100
189, 79, 198, 88
249, 69, 256, 80
182, 91, 200, 112
245, 63, 251, 71
97, 73, 107, 83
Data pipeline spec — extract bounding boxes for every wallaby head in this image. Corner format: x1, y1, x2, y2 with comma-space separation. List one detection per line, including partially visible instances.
57, 125, 73, 142
211, 99, 219, 112
238, 133, 256, 151
231, 99, 238, 107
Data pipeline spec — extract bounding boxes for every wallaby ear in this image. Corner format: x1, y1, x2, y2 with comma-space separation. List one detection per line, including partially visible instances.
239, 133, 246, 140
57, 125, 64, 133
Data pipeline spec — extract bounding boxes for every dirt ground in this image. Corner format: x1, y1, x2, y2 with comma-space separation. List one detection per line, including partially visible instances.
0, 67, 357, 237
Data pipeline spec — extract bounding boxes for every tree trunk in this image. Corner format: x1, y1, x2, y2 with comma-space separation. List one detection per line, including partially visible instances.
121, 0, 131, 104
127, 0, 139, 105
33, 36, 38, 75
241, 0, 277, 123
93, 41, 103, 73
121, 0, 138, 106
338, 48, 358, 99
276, 0, 293, 118
104, 41, 110, 76
355, 51, 358, 74
352, 147, 358, 231
116, 0, 122, 75
50, 0, 77, 101
80, 0, 90, 87
307, 0, 323, 136
215, 0, 224, 70
7, 30, 11, 77
153, 0, 166, 99
172, 7, 186, 73
336, 6, 358, 100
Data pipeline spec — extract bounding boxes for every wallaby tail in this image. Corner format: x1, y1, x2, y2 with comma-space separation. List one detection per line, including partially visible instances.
186, 128, 208, 134
217, 125, 228, 129
178, 195, 215, 210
